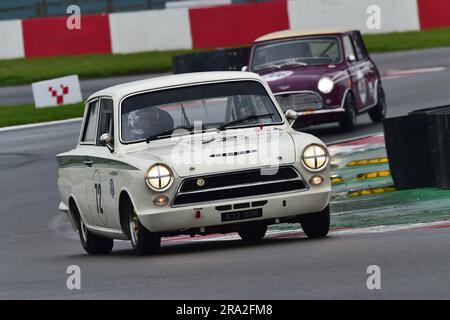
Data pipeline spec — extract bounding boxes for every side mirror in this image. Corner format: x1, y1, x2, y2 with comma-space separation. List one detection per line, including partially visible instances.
285, 110, 299, 125
99, 133, 114, 153
241, 65, 248, 72
347, 55, 356, 63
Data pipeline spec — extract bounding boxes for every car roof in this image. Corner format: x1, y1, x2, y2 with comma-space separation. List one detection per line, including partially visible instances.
87, 71, 265, 102
254, 28, 354, 43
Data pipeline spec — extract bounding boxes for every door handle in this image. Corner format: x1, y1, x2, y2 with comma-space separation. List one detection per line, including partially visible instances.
83, 159, 94, 166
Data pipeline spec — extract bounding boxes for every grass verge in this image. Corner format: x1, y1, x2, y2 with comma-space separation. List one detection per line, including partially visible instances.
0, 103, 84, 128
0, 50, 193, 87
363, 27, 450, 52
1, 28, 450, 87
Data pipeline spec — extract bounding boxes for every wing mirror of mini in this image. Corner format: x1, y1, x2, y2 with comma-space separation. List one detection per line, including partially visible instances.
99, 133, 114, 153
241, 65, 248, 72
285, 110, 299, 126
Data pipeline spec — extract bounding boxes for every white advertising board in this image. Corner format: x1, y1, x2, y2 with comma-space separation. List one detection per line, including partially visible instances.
32, 75, 83, 108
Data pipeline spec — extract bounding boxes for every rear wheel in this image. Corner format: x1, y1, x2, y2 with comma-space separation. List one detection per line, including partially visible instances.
368, 85, 386, 123
238, 224, 267, 241
128, 205, 161, 256
72, 204, 113, 255
301, 205, 330, 239
339, 92, 357, 132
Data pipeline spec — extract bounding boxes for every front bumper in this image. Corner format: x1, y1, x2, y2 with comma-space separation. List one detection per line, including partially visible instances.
138, 187, 330, 232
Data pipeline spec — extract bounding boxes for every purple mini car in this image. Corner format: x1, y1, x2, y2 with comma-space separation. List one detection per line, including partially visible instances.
245, 28, 386, 131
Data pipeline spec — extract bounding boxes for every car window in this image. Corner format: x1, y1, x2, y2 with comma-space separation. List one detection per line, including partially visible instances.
343, 35, 356, 62
81, 100, 99, 143
251, 37, 342, 71
120, 81, 283, 143
96, 98, 114, 146
351, 32, 368, 61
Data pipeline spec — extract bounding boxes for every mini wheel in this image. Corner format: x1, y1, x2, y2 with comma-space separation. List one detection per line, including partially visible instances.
301, 205, 330, 239
368, 85, 387, 123
339, 92, 357, 132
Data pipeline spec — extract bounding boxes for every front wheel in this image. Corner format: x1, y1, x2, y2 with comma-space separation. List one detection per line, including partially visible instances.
301, 205, 330, 239
368, 85, 386, 123
73, 205, 113, 255
129, 206, 161, 256
339, 92, 357, 132
238, 224, 267, 241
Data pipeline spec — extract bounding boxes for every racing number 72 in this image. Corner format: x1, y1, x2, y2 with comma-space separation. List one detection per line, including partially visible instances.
94, 183, 104, 214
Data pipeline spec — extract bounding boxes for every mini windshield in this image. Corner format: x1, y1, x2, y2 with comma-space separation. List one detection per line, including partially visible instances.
120, 81, 283, 143
251, 37, 342, 72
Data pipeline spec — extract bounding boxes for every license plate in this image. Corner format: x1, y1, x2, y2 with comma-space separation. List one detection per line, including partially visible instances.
221, 208, 263, 222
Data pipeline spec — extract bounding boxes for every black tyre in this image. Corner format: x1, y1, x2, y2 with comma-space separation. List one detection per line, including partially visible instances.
128, 204, 161, 256
238, 224, 267, 241
72, 204, 113, 255
301, 205, 330, 239
339, 92, 357, 132
368, 85, 387, 123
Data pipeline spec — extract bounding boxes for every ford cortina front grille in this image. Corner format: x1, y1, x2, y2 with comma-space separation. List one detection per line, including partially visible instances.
172, 166, 306, 206
275, 91, 323, 112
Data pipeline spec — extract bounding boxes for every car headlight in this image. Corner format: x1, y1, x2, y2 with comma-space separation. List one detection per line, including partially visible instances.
145, 163, 173, 191
302, 144, 329, 171
318, 77, 334, 94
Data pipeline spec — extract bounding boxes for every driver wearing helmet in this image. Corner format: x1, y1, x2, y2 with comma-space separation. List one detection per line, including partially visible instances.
125, 107, 162, 141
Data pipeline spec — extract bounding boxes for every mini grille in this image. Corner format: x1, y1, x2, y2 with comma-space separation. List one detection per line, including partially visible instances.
276, 92, 323, 112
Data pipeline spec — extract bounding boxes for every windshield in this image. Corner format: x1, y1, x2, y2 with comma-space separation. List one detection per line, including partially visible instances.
251, 37, 342, 71
120, 80, 283, 143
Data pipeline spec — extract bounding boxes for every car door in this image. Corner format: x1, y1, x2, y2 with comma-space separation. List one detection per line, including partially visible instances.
351, 31, 378, 108
79, 99, 102, 226
82, 98, 112, 227
343, 34, 368, 111
92, 98, 118, 229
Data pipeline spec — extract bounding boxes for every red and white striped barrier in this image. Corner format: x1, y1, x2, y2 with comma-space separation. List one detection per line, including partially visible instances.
0, 0, 449, 60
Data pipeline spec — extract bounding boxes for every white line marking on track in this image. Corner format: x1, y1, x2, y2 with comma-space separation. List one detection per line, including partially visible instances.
381, 66, 447, 80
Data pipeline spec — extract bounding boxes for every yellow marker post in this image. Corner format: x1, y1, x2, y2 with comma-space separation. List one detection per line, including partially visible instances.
346, 157, 389, 167
348, 185, 396, 197
356, 170, 391, 180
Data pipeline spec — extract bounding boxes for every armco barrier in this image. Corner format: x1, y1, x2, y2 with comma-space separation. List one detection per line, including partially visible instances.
417, 0, 450, 29
109, 9, 192, 53
288, 0, 420, 34
1, 0, 450, 59
189, 1, 289, 49
22, 14, 111, 57
0, 20, 24, 59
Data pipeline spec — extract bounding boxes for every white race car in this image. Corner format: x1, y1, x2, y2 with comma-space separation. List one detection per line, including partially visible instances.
57, 72, 331, 255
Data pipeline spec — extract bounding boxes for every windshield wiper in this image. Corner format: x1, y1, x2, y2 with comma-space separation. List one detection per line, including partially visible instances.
145, 124, 215, 143
145, 126, 194, 143
280, 61, 308, 68
218, 113, 274, 131
255, 64, 281, 72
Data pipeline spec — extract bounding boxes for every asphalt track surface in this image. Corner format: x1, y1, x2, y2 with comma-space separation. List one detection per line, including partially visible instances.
0, 48, 450, 299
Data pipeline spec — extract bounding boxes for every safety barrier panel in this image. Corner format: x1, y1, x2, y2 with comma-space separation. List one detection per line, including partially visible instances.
0, 0, 449, 59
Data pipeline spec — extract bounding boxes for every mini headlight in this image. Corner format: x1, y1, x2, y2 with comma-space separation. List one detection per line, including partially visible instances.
302, 144, 329, 171
318, 77, 334, 94
145, 163, 173, 191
